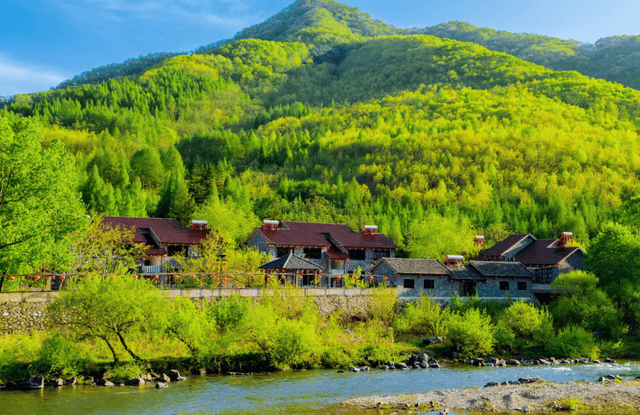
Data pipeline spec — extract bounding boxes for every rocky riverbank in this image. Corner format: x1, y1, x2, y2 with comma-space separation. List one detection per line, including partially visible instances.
343, 376, 640, 413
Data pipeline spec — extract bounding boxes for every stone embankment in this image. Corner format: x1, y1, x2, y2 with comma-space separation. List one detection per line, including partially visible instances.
344, 376, 640, 413
0, 369, 190, 391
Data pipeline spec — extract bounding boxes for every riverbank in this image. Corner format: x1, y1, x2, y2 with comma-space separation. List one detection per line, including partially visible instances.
343, 376, 640, 413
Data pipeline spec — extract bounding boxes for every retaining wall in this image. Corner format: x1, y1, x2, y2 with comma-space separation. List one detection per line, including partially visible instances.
0, 288, 380, 334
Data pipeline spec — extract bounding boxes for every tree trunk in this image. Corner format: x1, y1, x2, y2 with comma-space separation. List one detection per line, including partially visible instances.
169, 328, 198, 359
101, 336, 119, 363
0, 276, 4, 292
115, 331, 144, 362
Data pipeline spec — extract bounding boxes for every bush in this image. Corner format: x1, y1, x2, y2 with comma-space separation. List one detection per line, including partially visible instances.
545, 325, 600, 359
444, 308, 495, 359
499, 300, 552, 341
205, 295, 251, 332
34, 333, 85, 379
369, 287, 398, 325
394, 295, 443, 335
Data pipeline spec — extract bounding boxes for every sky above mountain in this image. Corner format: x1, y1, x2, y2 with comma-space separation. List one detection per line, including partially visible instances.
2, 0, 639, 97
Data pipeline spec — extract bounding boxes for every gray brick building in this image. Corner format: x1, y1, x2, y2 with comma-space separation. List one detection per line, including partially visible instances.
371, 258, 534, 302
476, 233, 585, 301
245, 220, 397, 286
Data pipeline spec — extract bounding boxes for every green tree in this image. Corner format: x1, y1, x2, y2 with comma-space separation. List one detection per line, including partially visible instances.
48, 275, 164, 363
585, 222, 640, 326
0, 118, 87, 288
549, 271, 619, 337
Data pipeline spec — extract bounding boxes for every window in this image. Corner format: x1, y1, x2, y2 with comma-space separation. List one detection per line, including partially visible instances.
303, 247, 321, 259
373, 250, 390, 259
349, 249, 366, 261
500, 281, 510, 291
403, 278, 415, 289
518, 281, 527, 291
424, 279, 434, 289
276, 247, 291, 257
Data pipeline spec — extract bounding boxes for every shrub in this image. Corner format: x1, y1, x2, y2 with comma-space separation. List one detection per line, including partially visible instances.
271, 319, 320, 369
205, 295, 251, 332
369, 287, 398, 324
394, 295, 443, 335
545, 325, 600, 359
499, 300, 552, 341
34, 333, 85, 379
444, 308, 495, 359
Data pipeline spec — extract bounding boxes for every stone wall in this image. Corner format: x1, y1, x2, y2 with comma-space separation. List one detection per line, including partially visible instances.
1, 302, 49, 334
0, 288, 379, 334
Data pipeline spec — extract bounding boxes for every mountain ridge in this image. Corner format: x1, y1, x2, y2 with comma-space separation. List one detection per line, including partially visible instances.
51, 0, 640, 93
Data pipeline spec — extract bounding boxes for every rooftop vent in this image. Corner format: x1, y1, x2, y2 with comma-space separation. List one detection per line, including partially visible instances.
262, 220, 279, 230
558, 232, 574, 247
444, 255, 464, 266
190, 220, 208, 230
474, 235, 485, 248
362, 225, 378, 234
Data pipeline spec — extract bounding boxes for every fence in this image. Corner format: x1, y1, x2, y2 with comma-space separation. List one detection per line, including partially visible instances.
0, 272, 395, 293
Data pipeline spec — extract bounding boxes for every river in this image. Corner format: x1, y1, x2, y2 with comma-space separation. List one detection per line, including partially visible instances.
3, 362, 640, 414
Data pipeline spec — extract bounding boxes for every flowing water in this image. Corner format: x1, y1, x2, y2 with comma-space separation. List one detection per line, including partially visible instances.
3, 363, 640, 415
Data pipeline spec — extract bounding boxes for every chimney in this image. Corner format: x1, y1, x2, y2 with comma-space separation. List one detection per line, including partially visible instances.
362, 225, 378, 234
444, 255, 464, 266
474, 235, 485, 248
190, 220, 208, 230
558, 232, 574, 248
262, 220, 279, 230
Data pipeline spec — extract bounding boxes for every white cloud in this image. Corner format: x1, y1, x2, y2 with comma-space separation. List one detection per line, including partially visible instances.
0, 54, 71, 97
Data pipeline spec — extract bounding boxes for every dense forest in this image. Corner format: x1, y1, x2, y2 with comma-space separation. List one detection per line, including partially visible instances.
2, 0, 640, 262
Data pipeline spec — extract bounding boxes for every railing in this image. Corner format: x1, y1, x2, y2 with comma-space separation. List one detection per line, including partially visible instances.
140, 265, 165, 274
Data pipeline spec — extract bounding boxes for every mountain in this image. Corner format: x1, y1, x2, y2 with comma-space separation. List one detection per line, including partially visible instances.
4, 0, 640, 255
420, 21, 640, 90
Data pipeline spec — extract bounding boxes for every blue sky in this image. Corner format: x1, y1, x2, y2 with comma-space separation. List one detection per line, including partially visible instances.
1, 0, 639, 97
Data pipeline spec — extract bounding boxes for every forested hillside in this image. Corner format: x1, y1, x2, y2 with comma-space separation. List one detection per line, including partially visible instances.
420, 22, 640, 91
3, 1, 640, 262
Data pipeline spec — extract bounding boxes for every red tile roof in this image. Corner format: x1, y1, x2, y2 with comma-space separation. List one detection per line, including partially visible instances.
102, 217, 210, 246
326, 247, 349, 260
251, 221, 397, 249
144, 248, 168, 256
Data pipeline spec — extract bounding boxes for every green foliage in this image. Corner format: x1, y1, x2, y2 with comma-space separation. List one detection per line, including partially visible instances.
47, 276, 165, 363
549, 271, 619, 337
205, 295, 252, 332
394, 295, 447, 336
444, 308, 495, 359
420, 22, 640, 91
159, 296, 216, 361
497, 300, 552, 340
368, 287, 398, 325
0, 118, 87, 281
585, 223, 640, 326
34, 333, 86, 379
545, 325, 600, 359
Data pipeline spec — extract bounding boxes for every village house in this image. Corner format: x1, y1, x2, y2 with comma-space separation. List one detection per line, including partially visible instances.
245, 220, 397, 286
371, 257, 534, 302
102, 216, 211, 275
475, 232, 584, 300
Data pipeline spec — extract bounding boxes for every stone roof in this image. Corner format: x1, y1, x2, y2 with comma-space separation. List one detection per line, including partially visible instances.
259, 254, 322, 271
513, 240, 583, 266
373, 258, 452, 276
479, 234, 533, 258
468, 261, 534, 278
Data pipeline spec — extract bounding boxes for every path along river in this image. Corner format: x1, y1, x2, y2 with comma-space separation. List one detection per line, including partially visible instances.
3, 362, 640, 415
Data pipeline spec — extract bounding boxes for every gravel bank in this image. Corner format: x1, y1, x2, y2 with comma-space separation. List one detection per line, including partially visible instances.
343, 379, 640, 413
